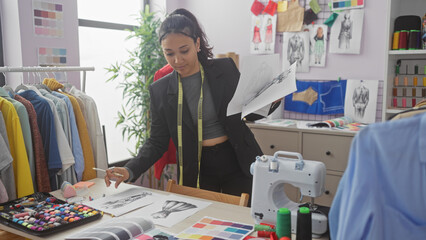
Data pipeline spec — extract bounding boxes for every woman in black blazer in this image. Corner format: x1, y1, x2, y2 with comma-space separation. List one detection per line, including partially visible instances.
105, 10, 277, 197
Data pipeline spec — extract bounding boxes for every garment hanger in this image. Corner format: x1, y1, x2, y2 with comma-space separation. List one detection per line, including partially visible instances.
37, 72, 52, 93
15, 73, 29, 92
1, 71, 16, 97
62, 71, 73, 90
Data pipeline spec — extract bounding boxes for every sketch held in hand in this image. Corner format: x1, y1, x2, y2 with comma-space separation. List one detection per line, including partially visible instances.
151, 200, 197, 219
102, 192, 152, 209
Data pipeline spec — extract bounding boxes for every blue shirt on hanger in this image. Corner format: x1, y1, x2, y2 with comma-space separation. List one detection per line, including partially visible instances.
329, 113, 426, 239
18, 90, 62, 190
51, 91, 84, 182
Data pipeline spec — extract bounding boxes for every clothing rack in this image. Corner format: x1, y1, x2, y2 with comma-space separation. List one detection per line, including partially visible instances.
0, 66, 95, 92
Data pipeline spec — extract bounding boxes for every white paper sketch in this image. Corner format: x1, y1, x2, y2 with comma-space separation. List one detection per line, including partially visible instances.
242, 63, 297, 118
282, 31, 310, 72
309, 24, 328, 67
344, 79, 378, 124
250, 14, 277, 54
128, 194, 211, 228
329, 9, 364, 54
83, 187, 162, 217
227, 54, 280, 117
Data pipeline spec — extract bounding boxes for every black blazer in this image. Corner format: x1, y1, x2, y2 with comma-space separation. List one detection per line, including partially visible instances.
125, 58, 263, 187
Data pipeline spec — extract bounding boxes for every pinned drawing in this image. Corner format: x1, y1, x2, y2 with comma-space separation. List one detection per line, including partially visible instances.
309, 24, 328, 67
128, 194, 211, 228
283, 31, 310, 72
250, 14, 277, 54
344, 79, 378, 123
329, 9, 364, 54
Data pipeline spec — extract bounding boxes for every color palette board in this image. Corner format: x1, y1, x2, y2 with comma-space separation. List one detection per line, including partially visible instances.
0, 192, 102, 237
331, 0, 364, 11
38, 47, 67, 66
175, 217, 253, 240
32, 0, 64, 38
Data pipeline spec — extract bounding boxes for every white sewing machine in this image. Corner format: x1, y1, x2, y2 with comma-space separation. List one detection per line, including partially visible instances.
250, 151, 328, 238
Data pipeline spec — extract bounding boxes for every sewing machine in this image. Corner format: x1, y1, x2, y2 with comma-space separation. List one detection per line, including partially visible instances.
250, 151, 328, 238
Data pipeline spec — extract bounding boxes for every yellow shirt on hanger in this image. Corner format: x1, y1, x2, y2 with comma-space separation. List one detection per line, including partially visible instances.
0, 96, 34, 198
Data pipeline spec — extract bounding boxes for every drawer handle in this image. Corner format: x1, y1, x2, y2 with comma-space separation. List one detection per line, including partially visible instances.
324, 190, 330, 195
270, 145, 275, 149
326, 151, 331, 156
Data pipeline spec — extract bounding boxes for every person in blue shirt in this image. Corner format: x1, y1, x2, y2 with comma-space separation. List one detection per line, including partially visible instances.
329, 113, 426, 239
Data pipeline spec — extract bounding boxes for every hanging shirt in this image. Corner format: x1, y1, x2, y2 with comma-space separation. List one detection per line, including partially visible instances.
51, 91, 84, 182
42, 78, 96, 180
329, 113, 426, 239
0, 96, 34, 198
14, 94, 51, 193
0, 87, 36, 191
39, 88, 71, 144
69, 86, 108, 177
27, 86, 76, 187
0, 110, 16, 200
61, 92, 96, 180
18, 90, 61, 190
0, 179, 8, 203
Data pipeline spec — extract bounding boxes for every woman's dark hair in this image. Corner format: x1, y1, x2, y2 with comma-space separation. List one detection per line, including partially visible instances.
159, 9, 213, 66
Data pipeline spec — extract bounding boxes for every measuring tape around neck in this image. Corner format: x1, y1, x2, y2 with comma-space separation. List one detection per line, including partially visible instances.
177, 64, 204, 188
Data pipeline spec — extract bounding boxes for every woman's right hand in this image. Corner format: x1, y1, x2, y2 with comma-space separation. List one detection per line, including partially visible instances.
104, 167, 130, 188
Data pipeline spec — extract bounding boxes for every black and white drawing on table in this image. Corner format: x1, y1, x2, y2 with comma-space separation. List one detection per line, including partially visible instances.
84, 187, 162, 217
151, 200, 197, 219
127, 194, 212, 228
329, 9, 364, 54
282, 31, 310, 73
344, 79, 378, 124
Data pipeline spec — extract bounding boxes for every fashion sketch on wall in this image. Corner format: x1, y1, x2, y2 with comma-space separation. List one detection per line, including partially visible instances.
282, 31, 310, 72
309, 24, 328, 67
344, 79, 379, 124
128, 194, 211, 228
329, 9, 364, 54
250, 14, 277, 54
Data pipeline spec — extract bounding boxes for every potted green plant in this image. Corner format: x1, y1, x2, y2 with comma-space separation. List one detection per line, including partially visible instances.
106, 6, 172, 189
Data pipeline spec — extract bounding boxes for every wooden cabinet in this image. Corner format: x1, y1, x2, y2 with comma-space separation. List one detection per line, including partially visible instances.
248, 123, 355, 207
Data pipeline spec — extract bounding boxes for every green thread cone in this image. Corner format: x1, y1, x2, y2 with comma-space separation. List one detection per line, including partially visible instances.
276, 207, 291, 238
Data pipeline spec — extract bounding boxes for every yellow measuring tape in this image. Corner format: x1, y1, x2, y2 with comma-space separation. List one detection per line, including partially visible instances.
177, 64, 204, 188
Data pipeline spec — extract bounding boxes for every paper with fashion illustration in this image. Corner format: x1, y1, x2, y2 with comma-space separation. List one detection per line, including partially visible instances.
329, 9, 364, 54
127, 194, 212, 228
344, 79, 378, 124
250, 14, 277, 55
83, 187, 162, 217
308, 24, 328, 67
227, 54, 296, 119
66, 217, 155, 240
282, 31, 310, 72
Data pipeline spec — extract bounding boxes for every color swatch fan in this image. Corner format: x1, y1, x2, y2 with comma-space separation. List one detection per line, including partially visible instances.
175, 216, 253, 240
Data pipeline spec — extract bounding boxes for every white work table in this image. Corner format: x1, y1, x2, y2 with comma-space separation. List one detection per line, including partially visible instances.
0, 178, 329, 240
